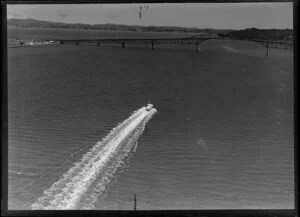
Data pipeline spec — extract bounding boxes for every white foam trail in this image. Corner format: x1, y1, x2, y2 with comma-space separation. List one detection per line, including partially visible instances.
32, 107, 157, 210
80, 110, 156, 209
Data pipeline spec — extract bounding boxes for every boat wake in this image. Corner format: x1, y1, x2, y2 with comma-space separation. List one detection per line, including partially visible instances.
31, 106, 157, 210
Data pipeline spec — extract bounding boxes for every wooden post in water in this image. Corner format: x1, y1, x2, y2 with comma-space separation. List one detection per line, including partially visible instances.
266, 42, 269, 57
196, 41, 200, 53
76, 42, 79, 46
151, 40, 154, 50
134, 194, 137, 211
60, 41, 64, 45
122, 41, 126, 48
97, 42, 100, 47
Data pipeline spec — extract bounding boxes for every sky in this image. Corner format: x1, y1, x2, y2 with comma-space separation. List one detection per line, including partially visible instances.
7, 3, 293, 29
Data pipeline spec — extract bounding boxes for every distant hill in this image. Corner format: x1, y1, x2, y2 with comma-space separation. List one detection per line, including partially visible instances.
7, 18, 231, 34
8, 19, 92, 29
219, 27, 293, 41
8, 19, 292, 40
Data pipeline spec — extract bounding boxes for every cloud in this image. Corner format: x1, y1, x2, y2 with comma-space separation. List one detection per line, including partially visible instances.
56, 11, 68, 19
104, 12, 120, 20
7, 11, 31, 19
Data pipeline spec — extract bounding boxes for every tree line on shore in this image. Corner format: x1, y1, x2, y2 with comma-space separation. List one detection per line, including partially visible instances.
218, 28, 293, 41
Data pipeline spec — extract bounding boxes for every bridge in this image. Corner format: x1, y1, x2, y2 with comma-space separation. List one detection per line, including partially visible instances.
56, 36, 293, 56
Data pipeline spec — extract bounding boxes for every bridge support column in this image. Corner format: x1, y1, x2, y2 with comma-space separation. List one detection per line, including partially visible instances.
151, 40, 154, 50
196, 42, 200, 53
266, 42, 269, 56
265, 43, 269, 57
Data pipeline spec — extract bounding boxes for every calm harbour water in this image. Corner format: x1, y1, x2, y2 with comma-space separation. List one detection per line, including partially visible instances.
8, 33, 294, 209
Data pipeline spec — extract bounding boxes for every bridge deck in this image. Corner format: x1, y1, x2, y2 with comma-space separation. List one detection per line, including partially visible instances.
56, 37, 293, 50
